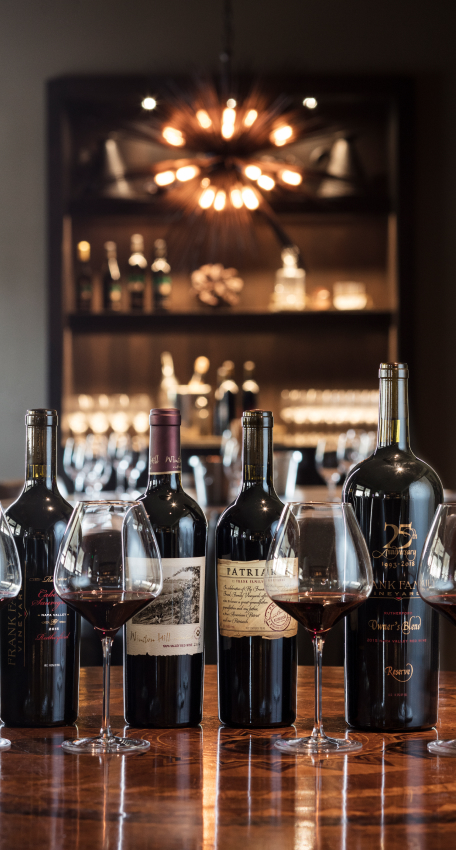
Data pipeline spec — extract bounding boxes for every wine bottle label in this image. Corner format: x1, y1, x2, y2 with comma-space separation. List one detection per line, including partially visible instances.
126, 556, 205, 657
7, 575, 72, 666
217, 558, 298, 640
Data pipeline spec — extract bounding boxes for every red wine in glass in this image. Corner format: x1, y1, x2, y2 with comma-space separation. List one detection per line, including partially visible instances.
271, 591, 368, 636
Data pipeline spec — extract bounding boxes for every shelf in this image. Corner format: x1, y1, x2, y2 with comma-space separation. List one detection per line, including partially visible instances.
67, 310, 394, 334
67, 195, 392, 219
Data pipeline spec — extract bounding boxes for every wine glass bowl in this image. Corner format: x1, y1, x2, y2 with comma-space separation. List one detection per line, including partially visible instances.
54, 500, 162, 754
0, 505, 22, 748
418, 503, 456, 756
265, 501, 373, 754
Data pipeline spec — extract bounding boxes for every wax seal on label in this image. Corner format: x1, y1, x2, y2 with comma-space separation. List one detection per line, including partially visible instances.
265, 602, 291, 631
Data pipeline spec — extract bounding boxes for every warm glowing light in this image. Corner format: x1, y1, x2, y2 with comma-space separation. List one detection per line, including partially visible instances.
162, 126, 185, 146
141, 96, 157, 110
133, 411, 149, 433
245, 165, 261, 180
201, 177, 210, 188
89, 412, 109, 434
176, 165, 200, 181
199, 187, 216, 209
230, 188, 243, 208
155, 170, 175, 186
257, 174, 275, 190
226, 98, 237, 108
244, 109, 258, 127
303, 97, 318, 109
270, 125, 293, 146
223, 107, 236, 125
77, 241, 90, 262
196, 109, 212, 129
214, 190, 226, 211
221, 106, 236, 140
241, 187, 260, 210
280, 169, 302, 186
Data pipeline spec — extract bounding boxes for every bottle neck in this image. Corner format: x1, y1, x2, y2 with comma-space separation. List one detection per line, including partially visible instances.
376, 376, 411, 451
241, 425, 275, 493
147, 423, 182, 491
25, 424, 57, 489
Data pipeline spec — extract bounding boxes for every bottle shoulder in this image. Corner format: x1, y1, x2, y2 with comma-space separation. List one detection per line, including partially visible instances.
217, 486, 284, 533
343, 447, 443, 500
6, 484, 73, 533
139, 486, 207, 528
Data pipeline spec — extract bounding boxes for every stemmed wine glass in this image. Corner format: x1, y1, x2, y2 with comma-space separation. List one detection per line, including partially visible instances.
0, 505, 22, 748
265, 502, 373, 754
54, 501, 162, 754
418, 503, 456, 756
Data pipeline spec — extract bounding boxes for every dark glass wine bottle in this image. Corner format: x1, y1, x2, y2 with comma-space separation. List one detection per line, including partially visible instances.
124, 408, 207, 727
75, 240, 93, 312
127, 233, 147, 312
242, 361, 259, 411
103, 241, 122, 312
213, 361, 238, 436
343, 363, 443, 731
1, 410, 80, 726
216, 410, 297, 727
151, 238, 172, 311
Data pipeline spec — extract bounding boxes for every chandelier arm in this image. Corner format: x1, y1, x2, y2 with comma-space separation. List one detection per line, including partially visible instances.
258, 202, 306, 271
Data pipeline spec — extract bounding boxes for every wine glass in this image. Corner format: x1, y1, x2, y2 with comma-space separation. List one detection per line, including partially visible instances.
265, 502, 373, 754
418, 503, 456, 756
0, 505, 22, 748
54, 500, 162, 754
315, 437, 341, 496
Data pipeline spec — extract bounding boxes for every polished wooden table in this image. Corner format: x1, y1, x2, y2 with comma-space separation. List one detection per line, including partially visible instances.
1, 665, 455, 848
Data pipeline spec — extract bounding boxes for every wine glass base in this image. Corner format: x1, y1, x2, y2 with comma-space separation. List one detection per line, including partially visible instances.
62, 736, 150, 755
0, 738, 11, 751
274, 735, 362, 755
427, 739, 456, 757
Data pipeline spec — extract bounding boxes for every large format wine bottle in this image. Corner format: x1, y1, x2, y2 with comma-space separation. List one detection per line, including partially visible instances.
216, 410, 297, 727
343, 363, 443, 731
1, 410, 80, 726
124, 408, 207, 727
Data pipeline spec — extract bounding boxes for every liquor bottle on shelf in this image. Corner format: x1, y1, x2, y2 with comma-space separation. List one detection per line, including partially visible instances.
127, 233, 147, 312
213, 361, 238, 435
103, 241, 122, 312
124, 408, 207, 727
343, 363, 443, 731
0, 410, 80, 726
189, 356, 210, 387
216, 410, 297, 727
75, 240, 93, 312
242, 361, 259, 411
151, 238, 172, 311
158, 351, 179, 408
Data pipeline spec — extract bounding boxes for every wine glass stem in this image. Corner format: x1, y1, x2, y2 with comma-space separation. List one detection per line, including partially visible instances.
101, 636, 113, 741
311, 635, 325, 741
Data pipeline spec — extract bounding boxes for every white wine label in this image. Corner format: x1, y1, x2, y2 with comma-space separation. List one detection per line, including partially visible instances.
126, 556, 205, 657
217, 558, 298, 640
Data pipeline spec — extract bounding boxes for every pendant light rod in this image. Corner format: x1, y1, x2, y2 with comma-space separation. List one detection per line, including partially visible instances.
220, 0, 234, 101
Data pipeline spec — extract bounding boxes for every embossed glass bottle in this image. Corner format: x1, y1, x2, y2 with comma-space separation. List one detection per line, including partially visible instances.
343, 364, 443, 730
216, 410, 297, 727
0, 410, 80, 726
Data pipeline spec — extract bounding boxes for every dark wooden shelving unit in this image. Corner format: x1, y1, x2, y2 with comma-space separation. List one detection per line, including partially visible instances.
48, 74, 413, 428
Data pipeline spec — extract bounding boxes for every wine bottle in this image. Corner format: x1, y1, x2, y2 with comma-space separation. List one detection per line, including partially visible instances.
213, 361, 238, 435
216, 410, 297, 727
127, 233, 147, 312
75, 240, 93, 312
124, 408, 207, 727
242, 361, 259, 411
151, 238, 172, 311
103, 241, 122, 311
343, 363, 443, 731
0, 410, 80, 726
